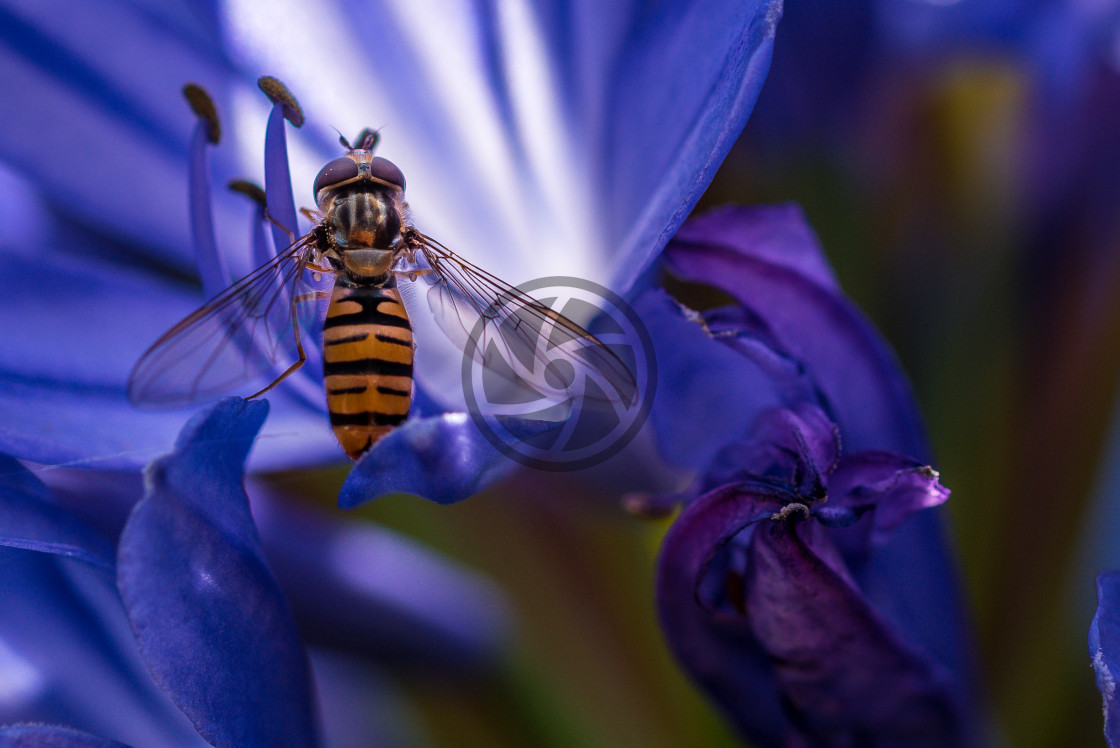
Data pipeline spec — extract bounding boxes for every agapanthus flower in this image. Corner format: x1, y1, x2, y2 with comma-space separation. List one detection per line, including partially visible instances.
0, 0, 782, 504
0, 0, 785, 744
646, 205, 977, 746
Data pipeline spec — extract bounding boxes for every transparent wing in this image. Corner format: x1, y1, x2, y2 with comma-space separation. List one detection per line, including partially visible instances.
405, 232, 638, 411
129, 234, 324, 409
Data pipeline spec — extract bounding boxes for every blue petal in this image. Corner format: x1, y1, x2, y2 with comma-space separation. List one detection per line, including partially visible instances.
251, 487, 510, 667
634, 289, 784, 473
1092, 570, 1120, 748
602, 0, 783, 290
116, 398, 320, 747
0, 550, 206, 746
0, 244, 338, 470
667, 204, 929, 459
339, 412, 545, 506
0, 0, 247, 266
0, 454, 115, 570
0, 724, 129, 747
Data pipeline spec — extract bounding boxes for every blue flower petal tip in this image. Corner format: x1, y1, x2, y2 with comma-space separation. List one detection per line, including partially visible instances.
338, 412, 557, 507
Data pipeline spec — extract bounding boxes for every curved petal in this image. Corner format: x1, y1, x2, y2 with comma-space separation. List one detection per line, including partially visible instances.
666, 204, 929, 459
747, 518, 967, 746
828, 451, 949, 543
223, 1, 779, 293
0, 454, 115, 570
251, 487, 510, 668
601, 0, 783, 290
0, 724, 129, 747
655, 485, 789, 745
116, 398, 320, 748
338, 411, 551, 506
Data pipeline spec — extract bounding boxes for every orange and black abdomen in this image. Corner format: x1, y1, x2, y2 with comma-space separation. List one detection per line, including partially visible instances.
322, 277, 413, 459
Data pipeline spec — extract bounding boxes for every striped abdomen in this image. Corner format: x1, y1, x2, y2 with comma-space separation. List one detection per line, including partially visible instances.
322, 277, 413, 459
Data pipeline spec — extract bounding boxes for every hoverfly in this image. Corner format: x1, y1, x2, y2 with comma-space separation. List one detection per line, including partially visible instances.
129, 128, 635, 460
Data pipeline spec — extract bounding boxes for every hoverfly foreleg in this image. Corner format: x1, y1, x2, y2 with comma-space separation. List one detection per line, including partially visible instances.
262, 206, 297, 244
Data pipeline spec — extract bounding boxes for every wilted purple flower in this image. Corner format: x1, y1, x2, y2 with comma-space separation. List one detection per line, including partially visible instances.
648, 205, 977, 746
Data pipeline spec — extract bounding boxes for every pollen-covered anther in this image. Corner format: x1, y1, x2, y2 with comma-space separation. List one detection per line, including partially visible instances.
182, 83, 220, 144
257, 76, 304, 127
228, 179, 268, 208
771, 502, 811, 522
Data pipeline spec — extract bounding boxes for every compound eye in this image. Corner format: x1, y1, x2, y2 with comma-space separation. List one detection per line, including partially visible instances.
369, 157, 406, 190
313, 157, 360, 197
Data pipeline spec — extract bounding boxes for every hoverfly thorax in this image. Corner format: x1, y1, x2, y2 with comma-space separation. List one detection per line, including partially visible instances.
314, 150, 407, 279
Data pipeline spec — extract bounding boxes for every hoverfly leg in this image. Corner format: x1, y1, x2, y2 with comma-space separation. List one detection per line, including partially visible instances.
262, 206, 297, 244
245, 288, 328, 400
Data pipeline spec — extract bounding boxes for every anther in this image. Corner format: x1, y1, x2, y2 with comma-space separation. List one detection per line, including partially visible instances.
770, 502, 811, 522
228, 179, 267, 208
257, 76, 304, 127
182, 83, 220, 144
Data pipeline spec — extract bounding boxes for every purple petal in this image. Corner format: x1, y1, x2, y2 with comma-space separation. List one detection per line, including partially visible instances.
747, 518, 966, 745
828, 452, 950, 545
603, 1, 783, 289
0, 725, 129, 747
116, 398, 320, 747
339, 412, 550, 507
0, 244, 339, 470
700, 404, 839, 496
667, 204, 929, 459
251, 487, 510, 667
655, 486, 789, 745
1092, 570, 1120, 747
672, 203, 839, 290
0, 454, 115, 570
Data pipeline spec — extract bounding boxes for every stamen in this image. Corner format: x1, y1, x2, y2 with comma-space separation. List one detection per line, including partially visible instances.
228, 179, 267, 207
770, 502, 811, 522
259, 77, 301, 254
183, 83, 220, 144
257, 76, 304, 126
183, 84, 230, 299
227, 180, 273, 269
